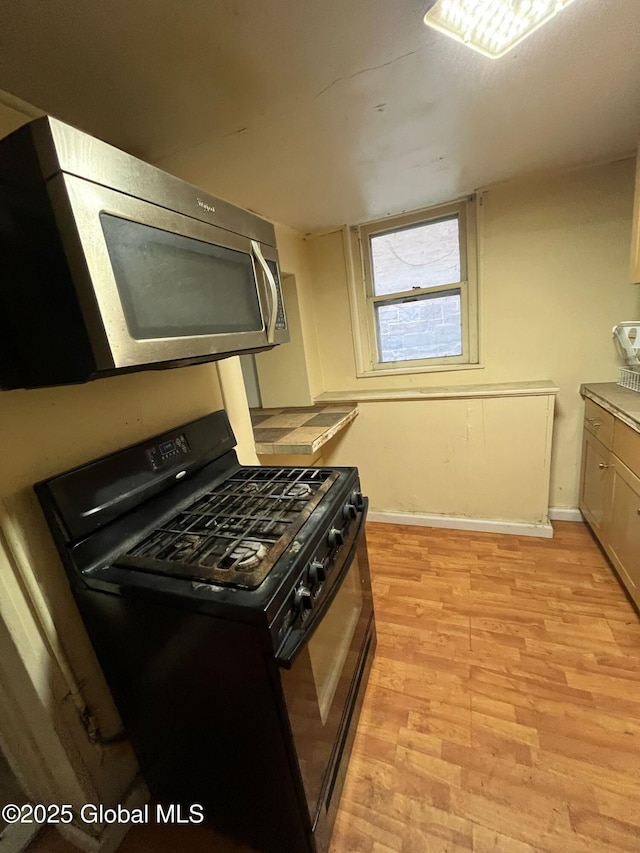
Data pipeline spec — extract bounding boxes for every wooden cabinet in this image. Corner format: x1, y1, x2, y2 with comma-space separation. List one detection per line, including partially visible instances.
631, 146, 640, 284
580, 398, 640, 608
609, 461, 640, 601
579, 430, 611, 540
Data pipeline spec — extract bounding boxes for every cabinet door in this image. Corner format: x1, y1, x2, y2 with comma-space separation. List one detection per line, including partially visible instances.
579, 429, 612, 541
631, 146, 640, 284
608, 460, 640, 606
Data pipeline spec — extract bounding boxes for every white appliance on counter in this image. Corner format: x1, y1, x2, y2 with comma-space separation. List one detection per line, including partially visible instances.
613, 322, 640, 391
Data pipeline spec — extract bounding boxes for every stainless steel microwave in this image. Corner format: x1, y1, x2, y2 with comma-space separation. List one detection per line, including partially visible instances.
0, 116, 288, 390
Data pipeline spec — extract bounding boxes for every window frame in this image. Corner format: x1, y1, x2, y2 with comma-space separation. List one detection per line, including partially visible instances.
346, 196, 480, 377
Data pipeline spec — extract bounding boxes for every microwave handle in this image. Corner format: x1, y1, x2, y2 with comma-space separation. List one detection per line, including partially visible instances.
251, 240, 278, 344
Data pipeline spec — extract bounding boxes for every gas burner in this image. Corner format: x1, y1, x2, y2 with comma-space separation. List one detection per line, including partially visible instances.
173, 534, 205, 560
227, 540, 267, 570
240, 482, 261, 494
284, 483, 313, 499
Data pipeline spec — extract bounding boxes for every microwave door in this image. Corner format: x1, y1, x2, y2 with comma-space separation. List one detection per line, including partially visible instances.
54, 174, 273, 370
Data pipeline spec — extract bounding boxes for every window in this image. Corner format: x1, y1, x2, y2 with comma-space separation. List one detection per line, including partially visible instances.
347, 197, 479, 376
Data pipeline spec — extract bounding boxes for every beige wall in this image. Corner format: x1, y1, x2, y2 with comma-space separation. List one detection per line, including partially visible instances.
304, 159, 640, 510
254, 273, 314, 408
253, 223, 325, 406
324, 393, 555, 525
0, 96, 40, 136
216, 356, 259, 464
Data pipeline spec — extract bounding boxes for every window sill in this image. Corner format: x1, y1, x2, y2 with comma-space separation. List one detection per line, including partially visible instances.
356, 362, 483, 378
315, 380, 560, 404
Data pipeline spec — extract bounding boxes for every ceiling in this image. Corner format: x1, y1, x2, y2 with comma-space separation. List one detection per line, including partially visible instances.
0, 0, 639, 232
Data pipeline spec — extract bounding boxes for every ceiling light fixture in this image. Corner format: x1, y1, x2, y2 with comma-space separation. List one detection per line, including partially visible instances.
423, 0, 578, 59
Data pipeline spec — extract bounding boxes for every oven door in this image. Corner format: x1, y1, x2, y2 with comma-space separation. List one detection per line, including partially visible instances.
49, 173, 288, 370
279, 507, 375, 840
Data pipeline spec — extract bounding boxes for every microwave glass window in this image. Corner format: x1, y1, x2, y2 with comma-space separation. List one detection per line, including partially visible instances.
100, 215, 263, 339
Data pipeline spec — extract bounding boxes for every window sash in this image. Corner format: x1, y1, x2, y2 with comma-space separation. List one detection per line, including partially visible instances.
368, 280, 466, 307
362, 203, 469, 297
373, 287, 464, 364
367, 281, 470, 369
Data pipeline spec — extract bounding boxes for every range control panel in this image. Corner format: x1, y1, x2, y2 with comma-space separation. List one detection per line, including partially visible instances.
146, 434, 190, 470
273, 487, 365, 655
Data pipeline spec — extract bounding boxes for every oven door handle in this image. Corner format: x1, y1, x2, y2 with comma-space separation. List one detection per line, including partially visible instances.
275, 499, 368, 670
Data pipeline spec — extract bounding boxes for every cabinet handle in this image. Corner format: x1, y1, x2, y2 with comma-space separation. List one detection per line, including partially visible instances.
598, 463, 609, 469
587, 417, 602, 427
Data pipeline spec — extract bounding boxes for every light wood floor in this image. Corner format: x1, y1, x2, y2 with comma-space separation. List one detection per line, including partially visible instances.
328, 521, 640, 853
29, 521, 640, 852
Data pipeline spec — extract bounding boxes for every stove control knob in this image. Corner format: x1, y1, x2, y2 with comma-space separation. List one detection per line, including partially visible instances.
328, 527, 344, 549
350, 490, 365, 510
294, 584, 313, 612
343, 502, 357, 521
308, 559, 326, 585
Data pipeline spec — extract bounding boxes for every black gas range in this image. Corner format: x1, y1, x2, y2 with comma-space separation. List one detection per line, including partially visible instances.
36, 410, 376, 853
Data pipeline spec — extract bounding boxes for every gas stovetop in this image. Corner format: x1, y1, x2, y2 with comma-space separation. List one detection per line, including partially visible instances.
115, 466, 339, 589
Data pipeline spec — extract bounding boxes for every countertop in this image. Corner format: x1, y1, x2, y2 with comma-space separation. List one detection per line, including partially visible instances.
249, 404, 358, 455
581, 381, 640, 434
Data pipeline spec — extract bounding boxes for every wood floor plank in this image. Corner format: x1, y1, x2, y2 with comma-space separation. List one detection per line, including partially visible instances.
594, 787, 640, 828
449, 785, 571, 843
569, 807, 640, 852
389, 793, 473, 847
372, 843, 400, 853
329, 521, 640, 853
472, 825, 542, 853
332, 801, 409, 851
469, 666, 593, 707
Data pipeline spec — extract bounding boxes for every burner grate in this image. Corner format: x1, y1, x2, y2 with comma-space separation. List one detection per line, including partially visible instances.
115, 467, 338, 589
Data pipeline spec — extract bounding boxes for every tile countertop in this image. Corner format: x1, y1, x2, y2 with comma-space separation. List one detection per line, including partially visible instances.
249, 404, 358, 455
581, 382, 640, 434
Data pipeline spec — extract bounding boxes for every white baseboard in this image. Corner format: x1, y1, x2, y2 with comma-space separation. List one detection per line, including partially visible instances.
58, 777, 150, 853
548, 506, 583, 522
367, 510, 554, 539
